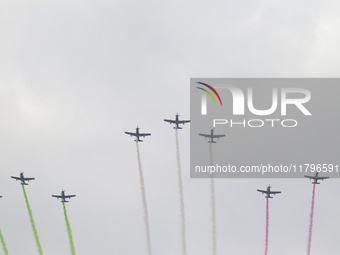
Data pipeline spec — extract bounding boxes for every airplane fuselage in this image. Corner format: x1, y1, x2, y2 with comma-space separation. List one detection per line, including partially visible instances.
52, 190, 75, 203
125, 127, 151, 142
11, 172, 35, 185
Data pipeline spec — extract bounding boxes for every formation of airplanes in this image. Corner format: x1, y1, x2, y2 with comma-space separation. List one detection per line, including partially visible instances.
8, 171, 329, 202
199, 129, 225, 143
124, 116, 332, 200
5, 115, 332, 204
124, 114, 190, 142
52, 190, 76, 203
164, 113, 190, 129
257, 172, 330, 198
10, 172, 76, 203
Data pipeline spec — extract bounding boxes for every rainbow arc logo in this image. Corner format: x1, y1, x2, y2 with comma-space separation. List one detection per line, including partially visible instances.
196, 82, 223, 106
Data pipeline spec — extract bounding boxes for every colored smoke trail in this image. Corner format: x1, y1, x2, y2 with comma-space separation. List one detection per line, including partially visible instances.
175, 129, 187, 255
62, 202, 76, 255
307, 183, 316, 255
265, 197, 269, 255
22, 185, 44, 255
136, 141, 153, 255
0, 228, 8, 255
209, 143, 217, 255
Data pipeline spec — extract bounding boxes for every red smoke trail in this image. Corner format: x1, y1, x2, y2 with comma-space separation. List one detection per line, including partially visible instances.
265, 197, 269, 255
307, 183, 316, 255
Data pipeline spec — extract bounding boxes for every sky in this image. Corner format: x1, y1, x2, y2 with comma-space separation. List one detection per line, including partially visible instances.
0, 0, 340, 254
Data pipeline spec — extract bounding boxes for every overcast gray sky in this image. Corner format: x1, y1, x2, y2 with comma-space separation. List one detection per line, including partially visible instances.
1, 0, 340, 254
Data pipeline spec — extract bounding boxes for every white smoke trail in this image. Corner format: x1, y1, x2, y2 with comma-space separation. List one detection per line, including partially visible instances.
209, 142, 217, 255
136, 141, 152, 255
175, 129, 187, 255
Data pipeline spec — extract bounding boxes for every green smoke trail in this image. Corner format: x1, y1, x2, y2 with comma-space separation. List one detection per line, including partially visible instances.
62, 202, 76, 255
0, 228, 8, 255
22, 185, 44, 255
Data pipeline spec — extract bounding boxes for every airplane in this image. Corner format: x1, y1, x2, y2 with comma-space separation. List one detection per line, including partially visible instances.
199, 129, 226, 143
164, 113, 190, 129
52, 190, 76, 203
125, 127, 151, 142
304, 171, 329, 184
11, 172, 35, 185
257, 185, 281, 198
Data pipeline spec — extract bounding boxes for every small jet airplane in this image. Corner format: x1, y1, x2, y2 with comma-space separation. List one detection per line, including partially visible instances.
257, 185, 281, 198
52, 190, 76, 203
125, 127, 151, 142
164, 113, 190, 129
11, 172, 35, 185
304, 171, 329, 184
199, 129, 226, 143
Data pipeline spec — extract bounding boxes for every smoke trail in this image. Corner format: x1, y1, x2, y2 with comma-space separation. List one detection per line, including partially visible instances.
0, 228, 8, 255
22, 185, 44, 255
136, 141, 152, 255
265, 197, 269, 255
307, 183, 316, 255
175, 129, 187, 255
62, 202, 76, 255
209, 142, 217, 255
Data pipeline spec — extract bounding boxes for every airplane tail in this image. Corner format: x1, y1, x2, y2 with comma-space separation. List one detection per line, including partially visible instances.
208, 141, 217, 144
174, 127, 182, 129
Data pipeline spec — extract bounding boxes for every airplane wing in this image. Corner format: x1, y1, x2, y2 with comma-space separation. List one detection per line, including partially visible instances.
257, 189, 267, 194
212, 134, 225, 138
24, 177, 35, 181
11, 176, 20, 180
318, 176, 329, 180
164, 119, 175, 124
178, 120, 190, 124
125, 132, 136, 136
304, 175, 316, 180
52, 195, 62, 198
64, 195, 76, 198
140, 133, 151, 137
269, 191, 281, 194
199, 134, 209, 138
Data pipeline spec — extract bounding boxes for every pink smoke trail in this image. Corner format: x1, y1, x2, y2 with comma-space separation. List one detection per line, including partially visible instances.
265, 196, 269, 255
307, 183, 316, 255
